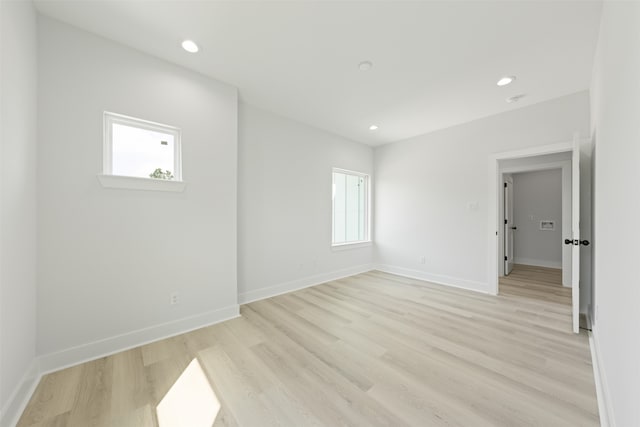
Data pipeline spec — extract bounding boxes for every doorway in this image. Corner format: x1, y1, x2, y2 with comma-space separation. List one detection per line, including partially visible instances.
488, 138, 584, 333
502, 167, 566, 281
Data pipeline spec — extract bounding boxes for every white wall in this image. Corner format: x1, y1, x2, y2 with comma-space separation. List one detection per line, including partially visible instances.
374, 91, 590, 292
238, 103, 373, 303
37, 17, 239, 369
512, 169, 563, 268
0, 1, 39, 425
590, 2, 640, 426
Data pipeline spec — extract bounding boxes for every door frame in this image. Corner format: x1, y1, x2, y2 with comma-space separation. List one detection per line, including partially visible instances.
499, 161, 572, 286
487, 140, 575, 296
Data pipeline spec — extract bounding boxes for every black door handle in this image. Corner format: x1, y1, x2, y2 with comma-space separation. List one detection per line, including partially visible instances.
511, 226, 517, 230
565, 238, 590, 246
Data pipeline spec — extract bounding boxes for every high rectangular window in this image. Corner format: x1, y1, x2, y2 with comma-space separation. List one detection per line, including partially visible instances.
103, 112, 182, 181
332, 168, 369, 245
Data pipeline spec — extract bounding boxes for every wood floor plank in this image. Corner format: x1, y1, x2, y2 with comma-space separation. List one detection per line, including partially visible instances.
17, 265, 599, 426
17, 365, 83, 426
65, 357, 113, 427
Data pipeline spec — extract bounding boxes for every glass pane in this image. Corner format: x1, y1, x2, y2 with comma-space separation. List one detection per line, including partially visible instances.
345, 174, 360, 242
332, 171, 367, 244
358, 176, 366, 240
112, 123, 175, 179
333, 173, 346, 244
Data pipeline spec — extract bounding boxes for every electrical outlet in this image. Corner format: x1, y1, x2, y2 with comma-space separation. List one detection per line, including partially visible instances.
419, 255, 426, 264
170, 292, 180, 305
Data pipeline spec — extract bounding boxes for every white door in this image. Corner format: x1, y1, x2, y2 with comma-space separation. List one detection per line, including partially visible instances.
504, 177, 515, 275
570, 135, 581, 333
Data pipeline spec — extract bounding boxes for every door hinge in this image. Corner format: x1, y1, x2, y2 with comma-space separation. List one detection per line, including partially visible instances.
504, 182, 507, 188
504, 219, 508, 224
504, 256, 508, 261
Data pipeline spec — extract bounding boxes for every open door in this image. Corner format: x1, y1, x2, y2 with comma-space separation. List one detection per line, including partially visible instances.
569, 134, 580, 333
504, 177, 515, 275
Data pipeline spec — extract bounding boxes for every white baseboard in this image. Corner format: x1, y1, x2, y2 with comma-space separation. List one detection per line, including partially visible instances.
374, 264, 489, 294
38, 304, 240, 375
0, 359, 40, 427
513, 257, 562, 269
589, 323, 615, 427
238, 264, 374, 304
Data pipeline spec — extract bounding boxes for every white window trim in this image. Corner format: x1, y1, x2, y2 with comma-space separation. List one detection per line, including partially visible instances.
331, 241, 373, 251
97, 174, 186, 192
331, 167, 371, 248
100, 111, 185, 192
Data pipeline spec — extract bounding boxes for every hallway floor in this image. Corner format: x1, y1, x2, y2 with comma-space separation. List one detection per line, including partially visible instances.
500, 264, 570, 306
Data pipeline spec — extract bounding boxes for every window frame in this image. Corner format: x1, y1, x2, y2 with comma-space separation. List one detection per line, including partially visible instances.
103, 111, 183, 181
331, 167, 371, 248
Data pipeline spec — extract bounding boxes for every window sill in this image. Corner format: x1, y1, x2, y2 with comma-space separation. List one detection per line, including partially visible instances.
97, 174, 186, 192
331, 241, 373, 251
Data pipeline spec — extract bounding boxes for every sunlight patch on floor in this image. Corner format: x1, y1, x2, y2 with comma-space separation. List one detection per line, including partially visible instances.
156, 358, 220, 427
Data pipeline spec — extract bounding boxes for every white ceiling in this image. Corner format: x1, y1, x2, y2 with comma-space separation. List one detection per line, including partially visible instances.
34, 1, 602, 146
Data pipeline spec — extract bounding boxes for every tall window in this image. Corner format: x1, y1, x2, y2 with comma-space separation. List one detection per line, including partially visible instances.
103, 112, 182, 181
332, 168, 369, 245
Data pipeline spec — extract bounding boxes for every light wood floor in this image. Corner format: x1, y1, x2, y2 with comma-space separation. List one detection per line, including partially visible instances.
18, 270, 599, 426
500, 264, 571, 306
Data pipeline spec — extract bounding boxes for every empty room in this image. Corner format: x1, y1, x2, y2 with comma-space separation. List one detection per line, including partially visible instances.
1, 1, 638, 426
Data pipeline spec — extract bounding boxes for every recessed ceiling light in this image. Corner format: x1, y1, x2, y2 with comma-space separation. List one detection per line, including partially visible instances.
506, 94, 526, 103
181, 40, 199, 53
497, 76, 516, 87
369, 125, 378, 130
358, 61, 373, 71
